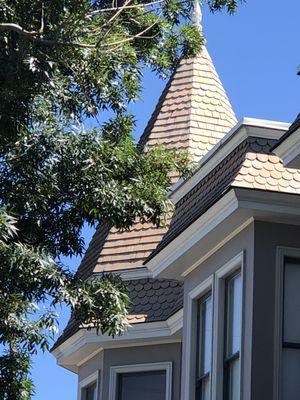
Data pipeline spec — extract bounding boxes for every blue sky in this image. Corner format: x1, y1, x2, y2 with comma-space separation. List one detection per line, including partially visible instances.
32, 0, 300, 398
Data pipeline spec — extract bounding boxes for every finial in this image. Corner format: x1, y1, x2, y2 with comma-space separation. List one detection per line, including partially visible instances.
192, 0, 202, 28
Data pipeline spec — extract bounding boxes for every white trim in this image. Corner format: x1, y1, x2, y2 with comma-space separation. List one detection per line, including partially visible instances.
211, 251, 245, 400
78, 371, 99, 400
273, 127, 300, 168
147, 188, 300, 280
109, 361, 172, 400
273, 246, 300, 400
52, 309, 183, 371
77, 347, 103, 368
171, 118, 290, 203
182, 276, 213, 400
93, 267, 151, 281
115, 267, 151, 281
181, 218, 254, 278
147, 189, 238, 278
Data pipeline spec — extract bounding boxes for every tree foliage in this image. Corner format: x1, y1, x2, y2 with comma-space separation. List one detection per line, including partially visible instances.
0, 0, 242, 398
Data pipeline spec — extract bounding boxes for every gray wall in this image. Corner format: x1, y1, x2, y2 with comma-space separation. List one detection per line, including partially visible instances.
78, 221, 300, 400
252, 221, 300, 399
79, 342, 182, 400
79, 351, 104, 399
183, 222, 255, 400
182, 220, 300, 400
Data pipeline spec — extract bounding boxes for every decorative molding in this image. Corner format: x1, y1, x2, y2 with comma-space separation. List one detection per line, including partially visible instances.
52, 310, 183, 371
109, 362, 172, 400
78, 371, 99, 400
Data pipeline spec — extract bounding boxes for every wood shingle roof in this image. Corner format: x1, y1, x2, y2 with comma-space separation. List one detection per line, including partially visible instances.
77, 46, 237, 279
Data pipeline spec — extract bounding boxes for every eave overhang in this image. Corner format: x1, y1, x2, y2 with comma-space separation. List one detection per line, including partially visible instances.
146, 188, 300, 280
51, 309, 183, 373
273, 126, 300, 169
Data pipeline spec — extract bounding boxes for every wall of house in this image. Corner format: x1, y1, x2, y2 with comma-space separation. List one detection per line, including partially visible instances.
78, 342, 182, 400
252, 221, 300, 400
181, 220, 300, 400
78, 350, 104, 399
182, 222, 255, 400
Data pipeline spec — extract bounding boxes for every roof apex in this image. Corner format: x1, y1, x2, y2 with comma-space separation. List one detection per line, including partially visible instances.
139, 45, 237, 162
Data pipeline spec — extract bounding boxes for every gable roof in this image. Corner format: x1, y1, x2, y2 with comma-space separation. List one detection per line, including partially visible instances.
77, 46, 237, 279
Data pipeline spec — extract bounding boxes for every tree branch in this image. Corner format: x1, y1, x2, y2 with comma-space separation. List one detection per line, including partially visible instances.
89, 0, 165, 15
0, 4, 44, 37
0, 23, 43, 37
102, 21, 158, 48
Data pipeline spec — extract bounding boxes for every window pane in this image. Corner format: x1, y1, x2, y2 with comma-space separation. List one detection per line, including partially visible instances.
117, 370, 166, 400
198, 294, 213, 376
226, 273, 242, 356
85, 382, 96, 400
284, 261, 300, 343
281, 348, 300, 400
227, 358, 240, 400
224, 271, 242, 400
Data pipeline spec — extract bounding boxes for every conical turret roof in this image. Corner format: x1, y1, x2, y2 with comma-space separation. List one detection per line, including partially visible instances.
77, 45, 237, 279
140, 46, 237, 161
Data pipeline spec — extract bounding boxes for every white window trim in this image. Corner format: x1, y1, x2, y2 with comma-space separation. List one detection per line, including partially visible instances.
274, 246, 300, 400
183, 251, 245, 400
78, 371, 99, 400
182, 275, 214, 400
109, 361, 172, 400
212, 251, 245, 400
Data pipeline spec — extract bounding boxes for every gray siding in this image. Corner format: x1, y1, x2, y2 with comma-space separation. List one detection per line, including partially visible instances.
252, 221, 300, 399
79, 343, 182, 400
182, 222, 255, 400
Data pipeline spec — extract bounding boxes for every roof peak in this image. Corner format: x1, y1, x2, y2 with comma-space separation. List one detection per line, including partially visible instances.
140, 45, 237, 162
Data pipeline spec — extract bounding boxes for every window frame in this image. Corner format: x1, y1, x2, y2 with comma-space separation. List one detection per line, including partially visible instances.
183, 251, 244, 400
78, 371, 99, 400
196, 291, 213, 400
109, 362, 172, 400
223, 271, 243, 400
274, 247, 300, 400
212, 252, 244, 400
183, 275, 214, 400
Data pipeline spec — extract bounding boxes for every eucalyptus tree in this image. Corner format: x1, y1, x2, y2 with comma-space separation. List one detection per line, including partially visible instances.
0, 0, 242, 397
